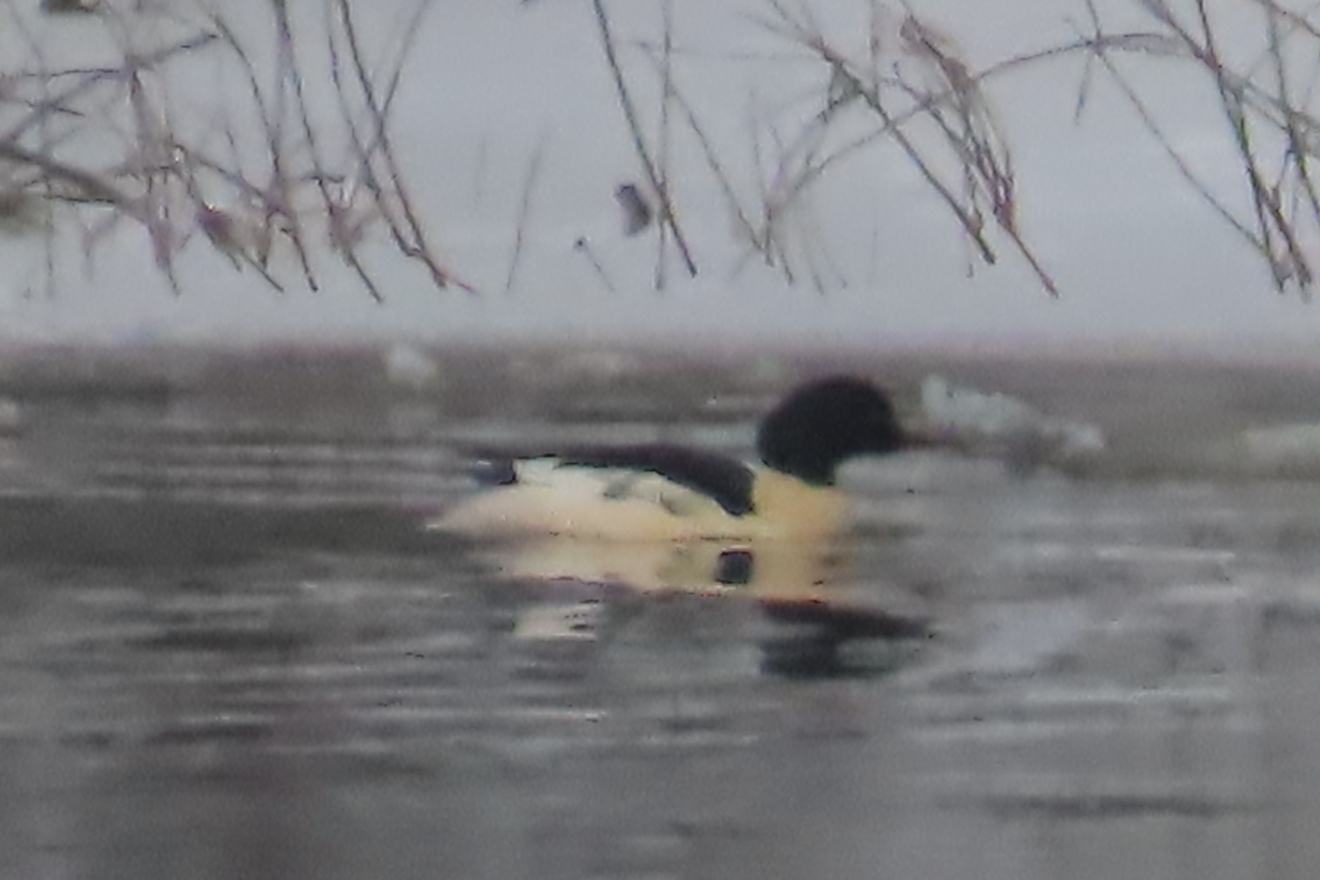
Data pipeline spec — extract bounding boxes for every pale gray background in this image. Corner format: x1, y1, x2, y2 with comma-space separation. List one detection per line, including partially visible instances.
0, 0, 1311, 351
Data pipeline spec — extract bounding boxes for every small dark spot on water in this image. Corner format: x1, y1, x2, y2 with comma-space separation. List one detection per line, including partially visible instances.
134, 626, 310, 654
1261, 601, 1320, 630
143, 719, 271, 747
972, 792, 1252, 821
59, 728, 120, 751
176, 575, 223, 593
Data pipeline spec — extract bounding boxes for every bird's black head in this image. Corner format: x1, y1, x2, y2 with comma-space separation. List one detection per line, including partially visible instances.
755, 376, 905, 486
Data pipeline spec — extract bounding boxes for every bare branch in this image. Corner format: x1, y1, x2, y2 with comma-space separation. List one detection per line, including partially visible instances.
333, 0, 472, 294
591, 0, 698, 279
0, 0, 467, 300
504, 135, 549, 295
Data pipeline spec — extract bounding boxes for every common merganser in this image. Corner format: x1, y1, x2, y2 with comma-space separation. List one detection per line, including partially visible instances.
427, 375, 917, 541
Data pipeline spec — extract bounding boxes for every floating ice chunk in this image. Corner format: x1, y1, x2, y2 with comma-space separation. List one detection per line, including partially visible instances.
383, 343, 440, 390
1241, 422, 1320, 473
0, 398, 21, 434
922, 374, 1037, 434
919, 374, 1105, 475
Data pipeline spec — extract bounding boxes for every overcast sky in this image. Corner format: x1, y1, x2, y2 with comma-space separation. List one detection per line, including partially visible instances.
2, 0, 1318, 353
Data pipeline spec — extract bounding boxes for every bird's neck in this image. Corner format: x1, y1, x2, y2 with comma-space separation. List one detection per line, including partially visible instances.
759, 452, 838, 487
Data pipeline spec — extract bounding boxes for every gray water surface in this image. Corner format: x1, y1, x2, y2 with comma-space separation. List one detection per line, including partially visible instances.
5, 346, 1320, 880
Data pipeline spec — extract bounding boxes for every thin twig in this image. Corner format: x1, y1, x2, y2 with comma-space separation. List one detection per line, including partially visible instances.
656, 0, 674, 290
575, 236, 619, 294
591, 0, 698, 279
504, 135, 548, 295
334, 0, 473, 293
634, 52, 759, 254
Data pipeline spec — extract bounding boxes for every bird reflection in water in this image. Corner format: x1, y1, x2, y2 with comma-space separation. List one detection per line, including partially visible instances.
468, 536, 930, 678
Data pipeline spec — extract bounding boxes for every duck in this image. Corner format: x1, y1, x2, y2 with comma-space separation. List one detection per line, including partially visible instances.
426, 375, 923, 541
